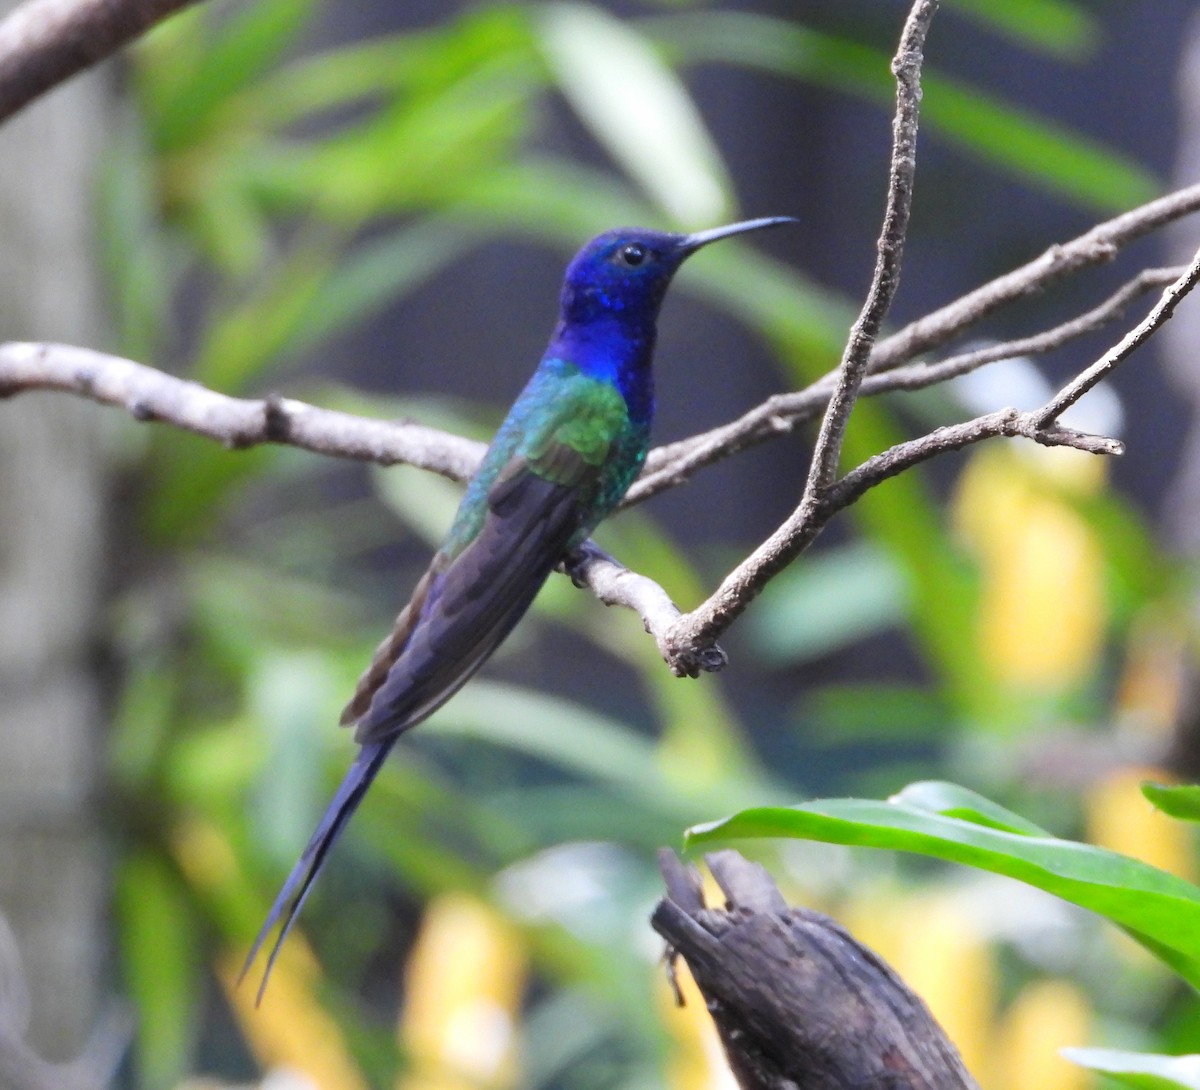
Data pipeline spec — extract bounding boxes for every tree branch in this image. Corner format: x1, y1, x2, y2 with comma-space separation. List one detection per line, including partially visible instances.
1033, 246, 1200, 428
871, 182, 1200, 373
564, 543, 727, 678
0, 0, 203, 125
0, 341, 484, 481
658, 252, 1197, 671
628, 265, 1182, 507
803, 0, 934, 494
656, 0, 939, 662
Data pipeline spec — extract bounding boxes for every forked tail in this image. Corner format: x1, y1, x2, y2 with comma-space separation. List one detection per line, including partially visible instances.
239, 741, 392, 1003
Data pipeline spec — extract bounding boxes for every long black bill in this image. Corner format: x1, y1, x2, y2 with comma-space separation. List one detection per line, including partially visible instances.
680, 215, 797, 253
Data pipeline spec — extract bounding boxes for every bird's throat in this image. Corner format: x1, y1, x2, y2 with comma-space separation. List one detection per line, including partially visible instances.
547, 317, 656, 425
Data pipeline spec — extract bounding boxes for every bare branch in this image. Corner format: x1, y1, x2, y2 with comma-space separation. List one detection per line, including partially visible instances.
1034, 245, 1200, 428
564, 543, 727, 678
871, 180, 1200, 370
658, 247, 1200, 672
628, 265, 1181, 507
656, 0, 940, 662
0, 341, 484, 482
864, 266, 1185, 397
0, 342, 726, 673
804, 0, 935, 493
831, 410, 1122, 514
636, 183, 1200, 493
0, 0, 203, 125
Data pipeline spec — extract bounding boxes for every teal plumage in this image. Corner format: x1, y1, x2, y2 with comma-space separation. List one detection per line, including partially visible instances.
241, 216, 795, 999
449, 358, 648, 555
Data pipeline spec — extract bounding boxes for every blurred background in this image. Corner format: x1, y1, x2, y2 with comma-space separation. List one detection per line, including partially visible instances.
1, 0, 1199, 1086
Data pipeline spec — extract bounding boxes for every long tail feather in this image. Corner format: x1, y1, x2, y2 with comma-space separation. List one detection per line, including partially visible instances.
239, 741, 393, 1003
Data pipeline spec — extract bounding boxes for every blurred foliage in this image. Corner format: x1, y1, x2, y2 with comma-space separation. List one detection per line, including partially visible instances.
89, 0, 1199, 1087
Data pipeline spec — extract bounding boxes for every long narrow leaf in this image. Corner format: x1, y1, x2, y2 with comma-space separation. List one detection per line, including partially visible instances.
648, 12, 1156, 212
687, 787, 1200, 988
1062, 1047, 1200, 1090
951, 0, 1099, 60
537, 3, 733, 225
1142, 782, 1200, 824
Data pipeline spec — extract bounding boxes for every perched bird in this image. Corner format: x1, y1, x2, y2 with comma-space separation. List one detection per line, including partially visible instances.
242, 216, 795, 998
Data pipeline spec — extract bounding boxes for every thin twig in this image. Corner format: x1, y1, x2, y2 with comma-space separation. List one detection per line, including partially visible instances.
804, 0, 935, 493
870, 181, 1200, 370
1034, 246, 1200, 428
627, 265, 1181, 506
0, 341, 484, 481
0, 0, 204, 125
636, 183, 1200, 487
831, 410, 1122, 513
657, 0, 939, 661
660, 250, 1200, 671
564, 543, 727, 678
866, 265, 1184, 397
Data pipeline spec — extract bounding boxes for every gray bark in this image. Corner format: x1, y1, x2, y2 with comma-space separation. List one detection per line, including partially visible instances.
653, 851, 979, 1090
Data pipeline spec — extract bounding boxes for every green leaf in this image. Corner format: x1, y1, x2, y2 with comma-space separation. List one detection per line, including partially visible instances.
687, 788, 1200, 988
192, 241, 336, 390
149, 0, 320, 151
745, 541, 910, 665
108, 656, 178, 790
1143, 782, 1200, 824
951, 0, 1099, 60
537, 3, 733, 225
249, 7, 538, 126
649, 11, 1157, 211
804, 684, 949, 744
140, 434, 278, 545
249, 13, 539, 224
373, 462, 464, 549
97, 115, 175, 360
431, 680, 785, 820
284, 220, 480, 357
1062, 1047, 1200, 1090
296, 58, 535, 222
117, 851, 202, 1089
249, 651, 345, 864
892, 780, 1053, 836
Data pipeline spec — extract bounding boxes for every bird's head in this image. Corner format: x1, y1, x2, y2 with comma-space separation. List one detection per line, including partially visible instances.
559, 216, 796, 326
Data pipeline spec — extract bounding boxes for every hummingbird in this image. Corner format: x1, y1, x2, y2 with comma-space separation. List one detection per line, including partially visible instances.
242, 215, 795, 998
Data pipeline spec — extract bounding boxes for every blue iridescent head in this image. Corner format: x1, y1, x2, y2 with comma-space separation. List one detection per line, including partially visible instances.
558, 216, 796, 327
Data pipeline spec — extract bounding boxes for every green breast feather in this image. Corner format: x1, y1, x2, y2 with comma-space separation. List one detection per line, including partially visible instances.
522, 374, 630, 483
443, 364, 644, 557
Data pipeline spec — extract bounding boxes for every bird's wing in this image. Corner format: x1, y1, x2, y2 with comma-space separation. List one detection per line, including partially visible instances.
344, 438, 607, 746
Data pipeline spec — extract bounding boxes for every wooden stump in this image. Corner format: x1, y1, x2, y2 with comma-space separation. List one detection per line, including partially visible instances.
652, 850, 980, 1090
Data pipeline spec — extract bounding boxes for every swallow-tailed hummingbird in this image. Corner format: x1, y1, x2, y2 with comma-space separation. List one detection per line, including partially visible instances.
242, 215, 795, 997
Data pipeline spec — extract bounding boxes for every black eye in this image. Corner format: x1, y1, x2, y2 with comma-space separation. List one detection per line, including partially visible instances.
617, 243, 647, 267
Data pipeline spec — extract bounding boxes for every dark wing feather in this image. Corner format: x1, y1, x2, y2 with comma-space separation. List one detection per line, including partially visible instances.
350, 453, 595, 746
339, 564, 442, 726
